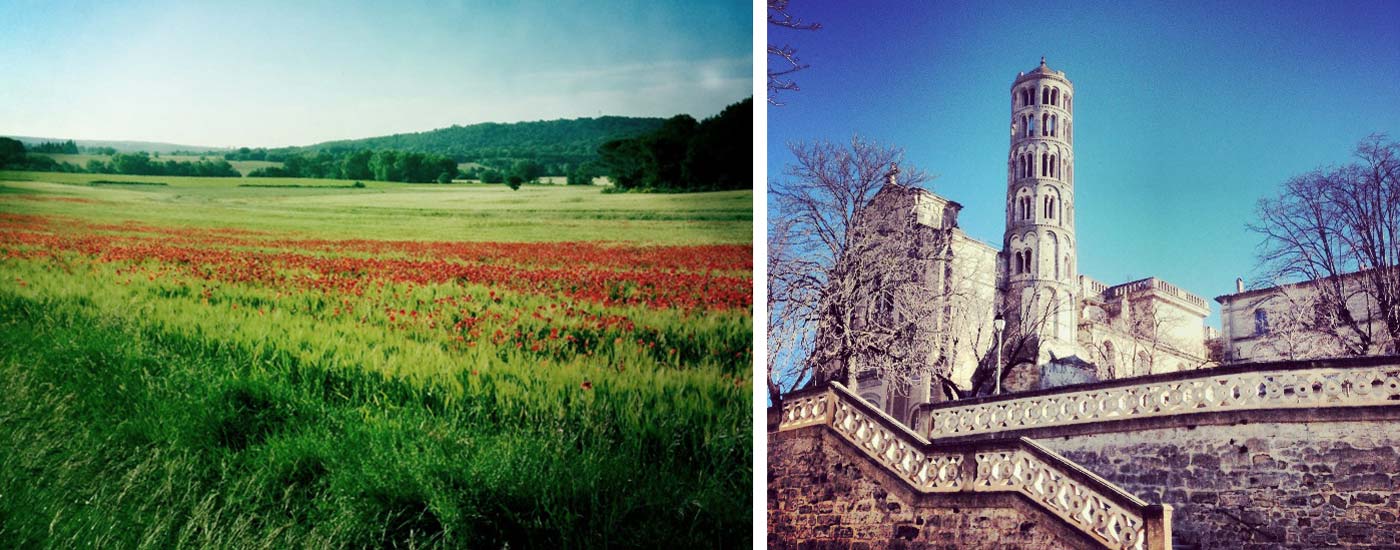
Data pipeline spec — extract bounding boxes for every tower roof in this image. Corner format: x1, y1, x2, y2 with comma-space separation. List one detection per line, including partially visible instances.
1012, 56, 1070, 87
1029, 56, 1054, 75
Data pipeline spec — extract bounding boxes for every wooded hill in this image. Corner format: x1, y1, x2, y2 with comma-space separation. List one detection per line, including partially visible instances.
227, 117, 665, 175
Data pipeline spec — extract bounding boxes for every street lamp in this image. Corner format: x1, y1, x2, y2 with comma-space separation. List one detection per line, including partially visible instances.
993, 313, 1006, 395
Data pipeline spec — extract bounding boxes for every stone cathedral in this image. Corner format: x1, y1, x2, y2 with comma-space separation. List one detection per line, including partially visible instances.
847, 59, 1213, 425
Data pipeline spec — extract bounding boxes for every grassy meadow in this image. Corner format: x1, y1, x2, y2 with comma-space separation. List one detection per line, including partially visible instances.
0, 170, 753, 547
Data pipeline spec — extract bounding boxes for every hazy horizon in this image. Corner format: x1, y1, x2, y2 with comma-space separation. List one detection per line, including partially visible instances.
0, 0, 752, 148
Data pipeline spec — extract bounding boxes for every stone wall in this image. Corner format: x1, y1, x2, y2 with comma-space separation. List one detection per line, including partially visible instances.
1039, 421, 1400, 548
769, 428, 1098, 549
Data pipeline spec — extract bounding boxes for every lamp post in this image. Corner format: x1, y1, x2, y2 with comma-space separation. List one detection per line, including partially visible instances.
993, 313, 1006, 395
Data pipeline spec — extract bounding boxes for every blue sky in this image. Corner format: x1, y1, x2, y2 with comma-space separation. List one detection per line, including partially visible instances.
0, 0, 751, 147
768, 0, 1400, 325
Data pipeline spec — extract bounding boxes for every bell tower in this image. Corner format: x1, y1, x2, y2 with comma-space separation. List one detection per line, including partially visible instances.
1003, 57, 1077, 362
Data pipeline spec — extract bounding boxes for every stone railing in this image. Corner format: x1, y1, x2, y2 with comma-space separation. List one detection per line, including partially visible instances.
922, 357, 1400, 440
1080, 275, 1109, 297
1103, 277, 1208, 311
776, 383, 1172, 550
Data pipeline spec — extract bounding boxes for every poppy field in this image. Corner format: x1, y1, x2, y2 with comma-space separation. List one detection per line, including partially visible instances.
0, 174, 752, 547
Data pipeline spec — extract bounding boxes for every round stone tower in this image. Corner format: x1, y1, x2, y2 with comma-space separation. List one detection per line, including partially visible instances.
1003, 57, 1076, 362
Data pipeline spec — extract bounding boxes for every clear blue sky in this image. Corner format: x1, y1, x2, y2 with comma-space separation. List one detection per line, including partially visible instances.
768, 0, 1400, 326
0, 0, 751, 147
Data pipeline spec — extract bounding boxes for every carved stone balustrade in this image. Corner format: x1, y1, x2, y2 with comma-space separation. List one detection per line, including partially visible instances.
922, 356, 1400, 440
775, 383, 1172, 549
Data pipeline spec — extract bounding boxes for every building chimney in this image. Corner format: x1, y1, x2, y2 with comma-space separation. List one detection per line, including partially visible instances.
1235, 278, 1244, 293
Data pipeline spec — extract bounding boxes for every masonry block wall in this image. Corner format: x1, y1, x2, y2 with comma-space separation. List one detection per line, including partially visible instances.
1040, 421, 1400, 548
769, 428, 1097, 549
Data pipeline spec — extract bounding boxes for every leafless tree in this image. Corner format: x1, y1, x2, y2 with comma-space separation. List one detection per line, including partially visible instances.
1249, 134, 1400, 355
767, 137, 931, 404
1249, 287, 1354, 360
967, 286, 1064, 395
767, 0, 820, 106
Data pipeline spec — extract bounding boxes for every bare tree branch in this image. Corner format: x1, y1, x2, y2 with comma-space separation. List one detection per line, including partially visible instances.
767, 0, 821, 106
1249, 133, 1400, 356
767, 137, 933, 404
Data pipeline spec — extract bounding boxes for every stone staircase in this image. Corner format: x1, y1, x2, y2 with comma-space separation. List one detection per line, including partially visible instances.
776, 383, 1172, 549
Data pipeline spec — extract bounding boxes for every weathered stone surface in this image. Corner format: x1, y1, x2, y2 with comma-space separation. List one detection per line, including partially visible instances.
770, 429, 1096, 549
1041, 421, 1400, 549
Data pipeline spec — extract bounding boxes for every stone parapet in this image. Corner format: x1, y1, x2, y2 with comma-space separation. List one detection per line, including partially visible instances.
916, 355, 1400, 441
775, 383, 1172, 549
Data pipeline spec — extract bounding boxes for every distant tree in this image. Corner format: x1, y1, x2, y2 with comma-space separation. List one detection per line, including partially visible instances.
598, 138, 650, 190
510, 160, 545, 184
567, 164, 595, 186
768, 0, 821, 105
684, 98, 752, 190
506, 174, 524, 190
341, 150, 374, 180
30, 140, 79, 154
1249, 133, 1400, 355
0, 137, 24, 168
481, 169, 505, 184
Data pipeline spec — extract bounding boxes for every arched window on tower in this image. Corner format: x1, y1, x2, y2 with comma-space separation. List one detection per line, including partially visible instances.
1051, 88, 1059, 106
1051, 232, 1061, 279
1013, 251, 1022, 274
1041, 113, 1048, 137
1049, 155, 1057, 178
1026, 248, 1034, 274
1041, 153, 1048, 177
1042, 87, 1049, 105
1050, 115, 1057, 137
1028, 116, 1036, 137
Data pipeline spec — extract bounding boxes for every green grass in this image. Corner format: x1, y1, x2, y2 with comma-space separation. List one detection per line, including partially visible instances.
0, 170, 751, 244
0, 170, 754, 547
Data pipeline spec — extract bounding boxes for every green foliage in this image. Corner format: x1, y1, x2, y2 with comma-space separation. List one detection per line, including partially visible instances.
0, 137, 24, 168
567, 164, 598, 186
510, 159, 545, 184
480, 169, 505, 184
597, 97, 753, 192
29, 139, 79, 154
299, 116, 664, 176
506, 175, 524, 190
249, 149, 457, 183
91, 152, 242, 177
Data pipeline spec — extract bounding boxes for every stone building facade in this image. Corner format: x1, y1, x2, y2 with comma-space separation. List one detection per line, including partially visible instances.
1216, 271, 1398, 363
846, 59, 1212, 426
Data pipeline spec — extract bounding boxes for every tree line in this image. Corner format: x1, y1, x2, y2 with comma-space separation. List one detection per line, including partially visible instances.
247, 150, 459, 183
225, 116, 664, 178
596, 97, 752, 192
0, 138, 240, 177
28, 140, 79, 154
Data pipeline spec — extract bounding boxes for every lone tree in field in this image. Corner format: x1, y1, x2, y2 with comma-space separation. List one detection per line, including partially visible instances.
767, 137, 932, 404
767, 0, 820, 106
1249, 134, 1400, 355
